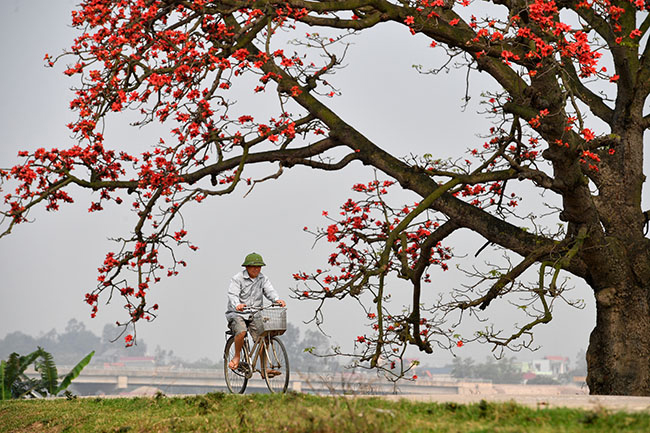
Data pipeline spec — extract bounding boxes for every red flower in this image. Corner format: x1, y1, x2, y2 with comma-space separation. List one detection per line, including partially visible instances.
232, 48, 250, 62
404, 16, 415, 25
291, 86, 302, 96
173, 230, 187, 241
327, 224, 339, 242
581, 128, 595, 142
457, 340, 464, 347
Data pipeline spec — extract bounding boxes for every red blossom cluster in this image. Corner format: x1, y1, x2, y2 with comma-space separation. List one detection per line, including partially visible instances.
0, 0, 641, 363
292, 179, 465, 378
414, 0, 641, 88
0, 0, 348, 342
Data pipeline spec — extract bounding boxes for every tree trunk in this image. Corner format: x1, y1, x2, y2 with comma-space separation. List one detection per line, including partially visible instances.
586, 275, 650, 395
583, 122, 650, 395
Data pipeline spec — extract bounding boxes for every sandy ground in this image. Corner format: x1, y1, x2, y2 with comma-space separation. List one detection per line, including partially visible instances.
378, 393, 650, 412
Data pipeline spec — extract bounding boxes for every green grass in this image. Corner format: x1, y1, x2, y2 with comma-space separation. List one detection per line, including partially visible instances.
0, 393, 648, 432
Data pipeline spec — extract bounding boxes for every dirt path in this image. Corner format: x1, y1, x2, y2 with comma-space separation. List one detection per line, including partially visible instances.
378, 393, 650, 412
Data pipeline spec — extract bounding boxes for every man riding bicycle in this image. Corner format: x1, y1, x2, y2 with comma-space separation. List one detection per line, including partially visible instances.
226, 252, 286, 371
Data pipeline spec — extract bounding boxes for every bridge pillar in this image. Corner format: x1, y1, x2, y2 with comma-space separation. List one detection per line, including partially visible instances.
117, 375, 128, 389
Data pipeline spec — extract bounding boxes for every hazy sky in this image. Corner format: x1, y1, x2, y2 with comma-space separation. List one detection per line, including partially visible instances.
2, 0, 637, 367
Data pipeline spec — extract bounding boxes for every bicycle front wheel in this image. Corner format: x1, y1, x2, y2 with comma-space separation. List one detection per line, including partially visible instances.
261, 336, 290, 393
224, 336, 248, 394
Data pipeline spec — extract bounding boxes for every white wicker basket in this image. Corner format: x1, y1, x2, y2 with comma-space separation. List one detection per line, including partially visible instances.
252, 307, 287, 337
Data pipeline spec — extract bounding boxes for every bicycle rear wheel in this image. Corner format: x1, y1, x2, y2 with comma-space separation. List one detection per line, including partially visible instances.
261, 336, 290, 393
224, 336, 248, 393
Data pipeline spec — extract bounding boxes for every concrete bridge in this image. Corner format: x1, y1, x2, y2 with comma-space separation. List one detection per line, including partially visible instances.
28, 366, 586, 397
28, 366, 466, 396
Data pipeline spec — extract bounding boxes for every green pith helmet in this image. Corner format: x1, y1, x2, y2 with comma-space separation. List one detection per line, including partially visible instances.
242, 252, 266, 267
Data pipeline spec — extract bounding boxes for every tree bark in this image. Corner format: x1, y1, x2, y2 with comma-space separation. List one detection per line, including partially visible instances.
587, 277, 650, 395
583, 120, 650, 395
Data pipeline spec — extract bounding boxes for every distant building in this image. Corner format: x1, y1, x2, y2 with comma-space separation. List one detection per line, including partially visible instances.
524, 356, 569, 377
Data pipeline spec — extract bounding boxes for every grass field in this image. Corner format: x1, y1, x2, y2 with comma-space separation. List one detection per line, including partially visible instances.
1, 392, 649, 432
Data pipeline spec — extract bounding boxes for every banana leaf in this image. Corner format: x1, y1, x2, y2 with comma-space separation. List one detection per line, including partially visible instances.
4, 353, 24, 387
56, 350, 94, 395
35, 348, 59, 395
1, 360, 7, 400
3, 350, 42, 397
18, 350, 43, 372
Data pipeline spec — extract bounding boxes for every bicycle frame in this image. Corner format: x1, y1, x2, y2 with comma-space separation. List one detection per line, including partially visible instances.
232, 333, 274, 379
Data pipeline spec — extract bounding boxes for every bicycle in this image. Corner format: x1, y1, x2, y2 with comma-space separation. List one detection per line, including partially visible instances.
223, 305, 290, 393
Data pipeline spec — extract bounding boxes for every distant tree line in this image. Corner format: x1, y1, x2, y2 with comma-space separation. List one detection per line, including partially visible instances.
450, 353, 588, 385
451, 356, 523, 384
0, 319, 146, 366
0, 319, 339, 372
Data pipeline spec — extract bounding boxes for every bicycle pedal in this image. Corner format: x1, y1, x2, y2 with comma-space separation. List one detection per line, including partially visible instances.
237, 361, 250, 373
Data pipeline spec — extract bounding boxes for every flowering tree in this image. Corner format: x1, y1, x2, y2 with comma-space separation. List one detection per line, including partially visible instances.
1, 0, 649, 395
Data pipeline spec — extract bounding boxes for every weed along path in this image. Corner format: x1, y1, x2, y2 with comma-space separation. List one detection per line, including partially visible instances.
375, 393, 650, 413
1, 393, 650, 432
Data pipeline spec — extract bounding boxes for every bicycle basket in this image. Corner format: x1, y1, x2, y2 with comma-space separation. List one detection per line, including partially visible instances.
252, 307, 287, 337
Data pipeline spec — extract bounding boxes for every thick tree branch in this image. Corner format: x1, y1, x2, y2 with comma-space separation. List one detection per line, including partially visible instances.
184, 137, 344, 184
560, 59, 614, 125
407, 220, 460, 352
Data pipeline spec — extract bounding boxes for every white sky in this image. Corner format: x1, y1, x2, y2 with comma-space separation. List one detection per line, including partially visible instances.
0, 0, 617, 367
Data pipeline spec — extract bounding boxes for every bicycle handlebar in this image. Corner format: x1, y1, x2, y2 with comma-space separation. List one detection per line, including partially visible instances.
240, 303, 285, 314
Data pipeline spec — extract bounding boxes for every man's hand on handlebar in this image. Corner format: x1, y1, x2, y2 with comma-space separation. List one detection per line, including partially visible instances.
236, 301, 285, 311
